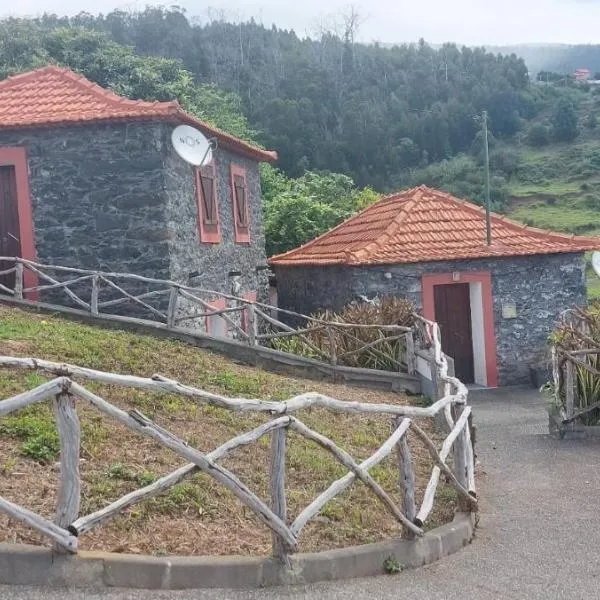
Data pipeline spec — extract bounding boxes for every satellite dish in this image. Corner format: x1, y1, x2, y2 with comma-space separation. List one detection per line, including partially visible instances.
592, 251, 600, 278
171, 125, 214, 166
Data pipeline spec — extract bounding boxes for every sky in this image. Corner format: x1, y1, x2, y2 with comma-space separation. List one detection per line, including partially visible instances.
3, 0, 600, 46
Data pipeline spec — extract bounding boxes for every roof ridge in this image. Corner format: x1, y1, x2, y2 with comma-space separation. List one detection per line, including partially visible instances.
0, 65, 277, 163
270, 185, 600, 267
441, 190, 600, 245
269, 187, 419, 263
55, 67, 178, 113
348, 196, 417, 264
0, 65, 63, 89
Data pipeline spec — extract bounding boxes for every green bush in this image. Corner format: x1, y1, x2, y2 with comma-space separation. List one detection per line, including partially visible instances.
526, 123, 551, 147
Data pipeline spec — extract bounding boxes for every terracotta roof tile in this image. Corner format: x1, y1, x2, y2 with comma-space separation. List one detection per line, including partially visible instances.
0, 66, 276, 163
269, 186, 600, 266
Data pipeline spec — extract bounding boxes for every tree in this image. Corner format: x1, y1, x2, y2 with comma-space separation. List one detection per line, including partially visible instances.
527, 123, 551, 147
586, 112, 597, 130
0, 10, 536, 190
552, 98, 579, 142
262, 169, 378, 256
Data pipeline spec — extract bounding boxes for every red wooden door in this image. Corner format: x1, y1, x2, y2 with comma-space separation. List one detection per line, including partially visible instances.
0, 165, 21, 290
434, 283, 475, 384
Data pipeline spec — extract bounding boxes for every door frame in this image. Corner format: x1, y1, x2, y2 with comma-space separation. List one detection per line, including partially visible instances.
0, 147, 37, 296
422, 271, 498, 387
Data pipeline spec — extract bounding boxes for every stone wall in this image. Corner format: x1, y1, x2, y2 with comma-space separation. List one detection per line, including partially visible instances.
162, 134, 269, 301
274, 252, 588, 385
0, 123, 170, 278
0, 122, 269, 323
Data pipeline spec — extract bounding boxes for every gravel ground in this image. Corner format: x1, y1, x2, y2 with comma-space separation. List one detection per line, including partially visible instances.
3, 386, 600, 600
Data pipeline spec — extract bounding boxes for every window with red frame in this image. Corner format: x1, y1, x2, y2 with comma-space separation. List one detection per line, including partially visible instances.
195, 164, 220, 244
230, 164, 250, 243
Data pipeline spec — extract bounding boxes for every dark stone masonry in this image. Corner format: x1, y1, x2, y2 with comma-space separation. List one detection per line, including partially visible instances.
274, 252, 588, 385
0, 122, 269, 309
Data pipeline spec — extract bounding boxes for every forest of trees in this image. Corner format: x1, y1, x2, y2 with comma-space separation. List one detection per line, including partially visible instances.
1, 8, 537, 189
0, 8, 593, 254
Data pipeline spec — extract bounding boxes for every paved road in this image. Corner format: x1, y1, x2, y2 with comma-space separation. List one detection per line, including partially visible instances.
3, 387, 600, 600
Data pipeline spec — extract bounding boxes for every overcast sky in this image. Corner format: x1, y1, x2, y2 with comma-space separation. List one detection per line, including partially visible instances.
3, 0, 600, 46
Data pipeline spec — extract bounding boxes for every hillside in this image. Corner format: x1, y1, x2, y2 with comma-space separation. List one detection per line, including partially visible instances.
490, 44, 600, 79
0, 305, 453, 556
500, 87, 600, 300
0, 9, 599, 290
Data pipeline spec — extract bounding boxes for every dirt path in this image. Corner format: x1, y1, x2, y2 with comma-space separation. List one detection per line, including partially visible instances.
3, 387, 600, 600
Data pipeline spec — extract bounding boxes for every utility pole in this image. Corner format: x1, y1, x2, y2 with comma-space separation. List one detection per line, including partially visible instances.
482, 110, 492, 246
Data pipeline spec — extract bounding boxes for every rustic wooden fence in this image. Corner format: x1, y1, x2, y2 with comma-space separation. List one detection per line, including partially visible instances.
0, 257, 416, 374
551, 308, 600, 428
0, 348, 476, 559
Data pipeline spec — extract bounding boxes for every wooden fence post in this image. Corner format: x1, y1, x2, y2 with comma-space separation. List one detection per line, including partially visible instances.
52, 392, 81, 550
565, 359, 575, 420
405, 331, 416, 374
394, 418, 416, 538
328, 327, 337, 366
90, 275, 99, 316
247, 303, 257, 346
270, 427, 290, 566
167, 286, 179, 329
14, 262, 23, 300
451, 405, 469, 512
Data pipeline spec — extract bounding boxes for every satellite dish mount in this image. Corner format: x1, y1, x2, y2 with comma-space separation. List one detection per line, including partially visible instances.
171, 125, 217, 167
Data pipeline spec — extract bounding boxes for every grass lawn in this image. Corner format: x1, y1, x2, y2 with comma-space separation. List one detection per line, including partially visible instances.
506, 202, 600, 235
509, 180, 585, 197
0, 305, 454, 556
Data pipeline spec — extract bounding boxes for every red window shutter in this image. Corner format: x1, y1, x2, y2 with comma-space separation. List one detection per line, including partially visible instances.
230, 164, 250, 243
195, 164, 220, 244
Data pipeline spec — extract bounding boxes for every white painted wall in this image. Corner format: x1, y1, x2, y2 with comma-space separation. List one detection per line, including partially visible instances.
469, 282, 487, 386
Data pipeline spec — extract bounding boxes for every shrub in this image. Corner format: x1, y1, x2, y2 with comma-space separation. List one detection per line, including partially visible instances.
550, 306, 600, 425
586, 113, 597, 130
271, 296, 416, 371
582, 193, 600, 210
490, 149, 520, 176
552, 98, 579, 142
526, 123, 551, 147
383, 555, 404, 574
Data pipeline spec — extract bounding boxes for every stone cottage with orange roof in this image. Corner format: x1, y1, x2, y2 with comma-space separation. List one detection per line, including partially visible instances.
0, 66, 276, 319
270, 186, 600, 387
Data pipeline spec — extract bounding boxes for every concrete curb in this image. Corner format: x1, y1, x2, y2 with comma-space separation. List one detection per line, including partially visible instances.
0, 513, 475, 590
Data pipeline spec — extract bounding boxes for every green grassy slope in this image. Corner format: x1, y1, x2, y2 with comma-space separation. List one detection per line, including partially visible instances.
502, 100, 600, 300
0, 305, 452, 556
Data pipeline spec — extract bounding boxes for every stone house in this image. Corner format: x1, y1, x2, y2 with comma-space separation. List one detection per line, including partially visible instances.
270, 186, 600, 386
0, 66, 276, 327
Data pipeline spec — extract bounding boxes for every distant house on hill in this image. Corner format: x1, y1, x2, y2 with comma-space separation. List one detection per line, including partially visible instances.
0, 66, 276, 313
574, 68, 591, 82
270, 186, 600, 387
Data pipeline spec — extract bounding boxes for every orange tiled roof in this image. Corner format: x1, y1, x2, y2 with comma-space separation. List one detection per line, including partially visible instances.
269, 186, 600, 266
0, 66, 277, 163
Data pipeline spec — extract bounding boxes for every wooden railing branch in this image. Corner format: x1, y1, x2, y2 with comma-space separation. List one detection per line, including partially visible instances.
290, 418, 421, 536
70, 383, 297, 550
291, 418, 416, 537
100, 276, 167, 322
0, 377, 68, 417
0, 496, 77, 553
71, 416, 292, 536
23, 262, 90, 310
